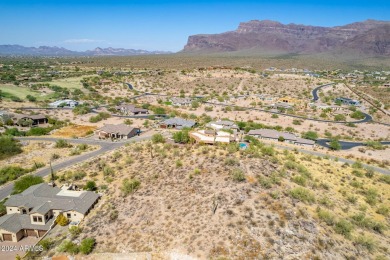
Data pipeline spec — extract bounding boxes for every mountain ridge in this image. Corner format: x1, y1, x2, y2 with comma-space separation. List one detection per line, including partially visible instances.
183, 19, 390, 56
0, 45, 172, 56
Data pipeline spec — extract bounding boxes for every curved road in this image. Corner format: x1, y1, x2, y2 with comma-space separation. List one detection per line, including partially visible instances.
0, 135, 155, 201
317, 139, 390, 150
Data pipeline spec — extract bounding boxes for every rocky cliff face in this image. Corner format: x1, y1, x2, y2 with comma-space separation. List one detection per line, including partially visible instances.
183, 20, 390, 56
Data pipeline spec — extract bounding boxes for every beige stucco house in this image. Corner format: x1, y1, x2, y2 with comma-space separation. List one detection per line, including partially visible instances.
0, 183, 99, 242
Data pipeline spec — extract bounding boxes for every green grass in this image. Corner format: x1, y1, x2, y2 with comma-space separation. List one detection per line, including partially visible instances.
47, 77, 86, 90
0, 84, 52, 101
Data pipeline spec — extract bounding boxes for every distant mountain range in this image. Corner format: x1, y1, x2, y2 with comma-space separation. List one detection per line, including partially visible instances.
0, 45, 172, 56
183, 19, 390, 57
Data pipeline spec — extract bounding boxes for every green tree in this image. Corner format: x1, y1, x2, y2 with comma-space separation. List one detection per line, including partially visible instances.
172, 129, 191, 143
85, 181, 97, 191
56, 214, 69, 226
12, 175, 44, 194
26, 95, 37, 102
329, 139, 341, 150
302, 131, 318, 141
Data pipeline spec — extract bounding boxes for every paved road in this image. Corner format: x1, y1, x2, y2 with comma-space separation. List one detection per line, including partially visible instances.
271, 143, 390, 175
0, 135, 155, 201
312, 83, 335, 101
317, 139, 390, 150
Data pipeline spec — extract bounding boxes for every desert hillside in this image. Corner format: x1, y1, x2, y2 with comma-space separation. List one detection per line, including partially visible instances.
33, 139, 390, 260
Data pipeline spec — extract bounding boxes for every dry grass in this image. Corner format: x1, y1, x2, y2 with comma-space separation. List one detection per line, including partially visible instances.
51, 125, 96, 138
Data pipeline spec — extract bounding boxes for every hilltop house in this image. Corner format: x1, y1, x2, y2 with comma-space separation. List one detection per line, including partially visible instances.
49, 99, 79, 108
190, 129, 238, 144
206, 120, 239, 131
115, 104, 149, 115
247, 129, 315, 146
95, 124, 140, 139
12, 114, 48, 127
159, 118, 196, 129
0, 183, 100, 242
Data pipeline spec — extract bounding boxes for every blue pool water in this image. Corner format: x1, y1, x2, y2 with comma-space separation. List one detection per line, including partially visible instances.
239, 143, 248, 149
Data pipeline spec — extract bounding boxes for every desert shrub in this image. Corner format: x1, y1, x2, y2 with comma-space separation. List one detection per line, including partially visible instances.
51, 153, 60, 160
79, 238, 96, 254
231, 168, 245, 182
39, 238, 54, 250
152, 133, 165, 144
58, 240, 79, 254
110, 210, 119, 221
334, 114, 346, 121
0, 136, 22, 160
73, 104, 91, 115
224, 158, 239, 166
4, 128, 25, 136
69, 226, 82, 238
376, 205, 389, 216
364, 141, 384, 150
365, 168, 375, 178
12, 175, 43, 194
55, 139, 72, 148
334, 220, 353, 238
354, 235, 376, 252
302, 131, 318, 141
346, 195, 357, 204
103, 166, 114, 176
378, 175, 390, 184
365, 188, 378, 205
350, 111, 365, 120
318, 197, 334, 208
72, 171, 86, 181
292, 175, 307, 186
261, 146, 274, 156
317, 208, 335, 226
26, 127, 52, 136
56, 214, 69, 226
175, 160, 183, 167
258, 176, 273, 189
77, 143, 89, 151
121, 178, 140, 196
289, 187, 315, 203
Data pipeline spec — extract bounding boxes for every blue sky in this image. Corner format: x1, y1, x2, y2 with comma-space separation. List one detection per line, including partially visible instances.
0, 0, 389, 52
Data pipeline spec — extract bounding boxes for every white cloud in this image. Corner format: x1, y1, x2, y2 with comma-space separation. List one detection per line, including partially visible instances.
63, 39, 104, 44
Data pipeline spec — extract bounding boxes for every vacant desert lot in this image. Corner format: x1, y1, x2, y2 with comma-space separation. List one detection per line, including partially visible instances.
45, 141, 390, 260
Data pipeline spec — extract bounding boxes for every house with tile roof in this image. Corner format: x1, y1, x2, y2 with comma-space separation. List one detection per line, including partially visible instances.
206, 120, 239, 131
114, 104, 149, 115
247, 129, 315, 146
0, 183, 100, 242
95, 124, 140, 139
159, 118, 196, 129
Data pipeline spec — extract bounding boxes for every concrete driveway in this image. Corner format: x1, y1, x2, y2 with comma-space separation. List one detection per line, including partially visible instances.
0, 236, 39, 260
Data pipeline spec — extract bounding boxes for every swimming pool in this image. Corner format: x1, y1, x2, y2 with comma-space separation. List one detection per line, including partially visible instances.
239, 142, 248, 149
